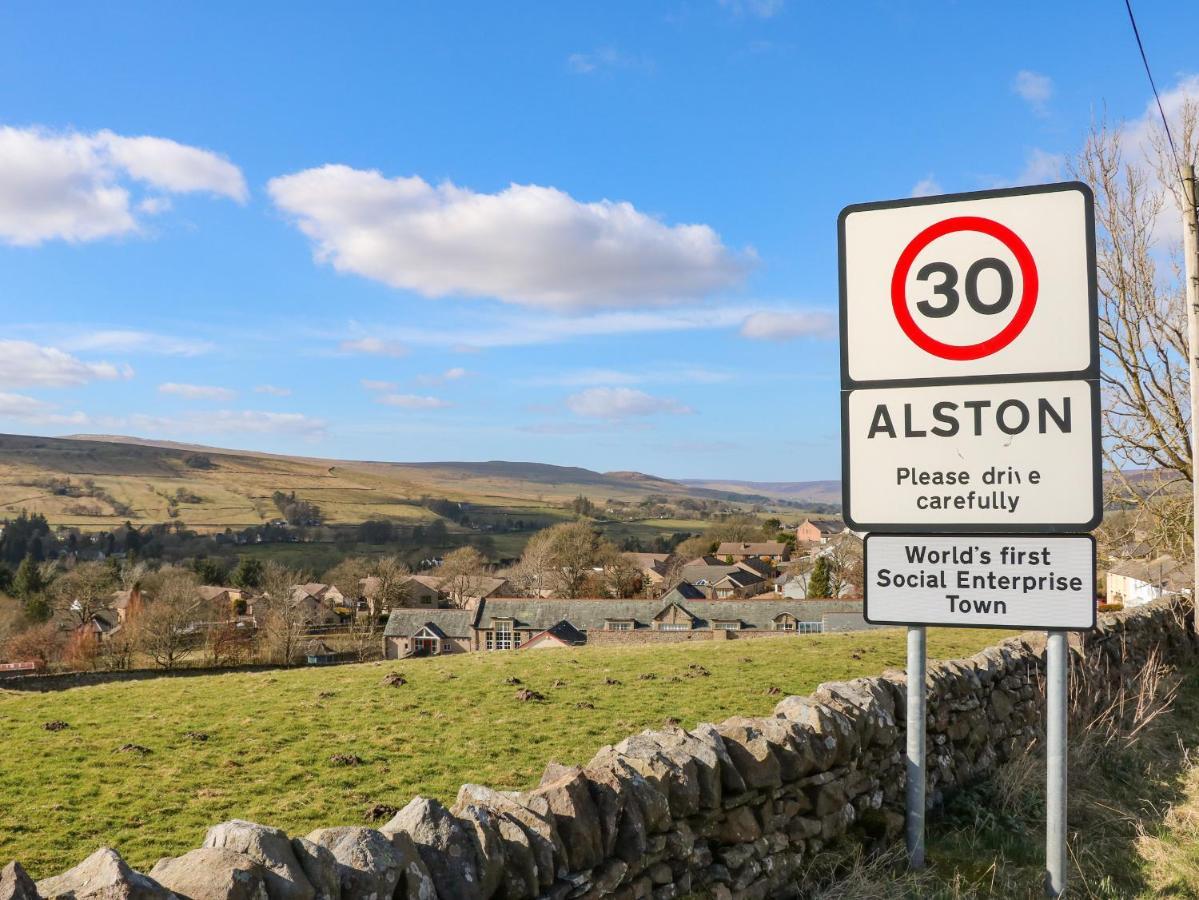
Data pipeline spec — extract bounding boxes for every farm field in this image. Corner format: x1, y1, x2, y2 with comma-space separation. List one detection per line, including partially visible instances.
0, 627, 1013, 878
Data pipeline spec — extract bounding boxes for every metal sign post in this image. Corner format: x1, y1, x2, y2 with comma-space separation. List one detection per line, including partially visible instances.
1045, 631, 1068, 897
838, 182, 1101, 891
906, 625, 927, 869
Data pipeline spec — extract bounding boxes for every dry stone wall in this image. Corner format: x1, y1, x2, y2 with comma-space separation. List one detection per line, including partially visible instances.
3, 600, 1192, 900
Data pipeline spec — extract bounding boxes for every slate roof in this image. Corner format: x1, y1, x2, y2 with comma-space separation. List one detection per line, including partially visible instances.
716, 541, 788, 557
537, 620, 587, 645
476, 597, 856, 632
662, 581, 706, 602
714, 569, 766, 589
383, 608, 477, 638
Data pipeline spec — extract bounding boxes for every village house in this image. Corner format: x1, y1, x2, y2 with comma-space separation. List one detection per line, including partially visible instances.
709, 569, 767, 599
290, 583, 346, 611
622, 552, 670, 590
1106, 555, 1190, 607
796, 519, 846, 544
110, 587, 147, 623
679, 556, 769, 587
382, 596, 868, 659
715, 541, 791, 563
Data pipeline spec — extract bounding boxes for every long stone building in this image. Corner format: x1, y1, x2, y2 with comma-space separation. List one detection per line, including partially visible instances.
382, 597, 868, 659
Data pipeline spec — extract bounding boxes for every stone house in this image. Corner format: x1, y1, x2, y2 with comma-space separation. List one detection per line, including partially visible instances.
621, 552, 670, 589
1106, 555, 1190, 607
381, 597, 868, 658
382, 608, 476, 658
715, 541, 791, 563
796, 519, 845, 544
709, 569, 767, 599
520, 620, 587, 650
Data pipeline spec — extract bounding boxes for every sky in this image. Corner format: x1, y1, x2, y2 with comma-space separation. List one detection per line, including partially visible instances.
0, 1, 1193, 482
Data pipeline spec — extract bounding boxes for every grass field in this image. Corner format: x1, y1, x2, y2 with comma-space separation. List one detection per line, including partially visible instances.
0, 628, 1012, 878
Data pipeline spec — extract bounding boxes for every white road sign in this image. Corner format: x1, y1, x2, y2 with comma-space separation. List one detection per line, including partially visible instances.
839, 182, 1096, 387
864, 534, 1095, 630
843, 378, 1101, 532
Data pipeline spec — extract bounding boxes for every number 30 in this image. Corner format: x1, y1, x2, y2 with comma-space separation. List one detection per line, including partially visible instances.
914, 258, 1014, 318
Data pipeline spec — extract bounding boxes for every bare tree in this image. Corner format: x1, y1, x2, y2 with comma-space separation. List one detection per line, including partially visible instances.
1074, 102, 1199, 557
365, 556, 411, 624
255, 561, 310, 666
511, 528, 557, 597
602, 549, 646, 598
438, 546, 487, 607
326, 555, 372, 617
52, 561, 117, 627
135, 568, 203, 670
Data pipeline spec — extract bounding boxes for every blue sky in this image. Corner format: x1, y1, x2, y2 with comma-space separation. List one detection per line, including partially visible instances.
0, 1, 1192, 481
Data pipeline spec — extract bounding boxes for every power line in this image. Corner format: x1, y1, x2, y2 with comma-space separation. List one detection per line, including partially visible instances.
1122, 0, 1184, 179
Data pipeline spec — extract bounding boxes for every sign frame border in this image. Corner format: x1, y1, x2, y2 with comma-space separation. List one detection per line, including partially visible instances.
861, 531, 1098, 631
840, 377, 1103, 534
838, 180, 1099, 391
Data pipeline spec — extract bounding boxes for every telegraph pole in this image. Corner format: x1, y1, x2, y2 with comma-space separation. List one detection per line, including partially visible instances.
1184, 163, 1199, 631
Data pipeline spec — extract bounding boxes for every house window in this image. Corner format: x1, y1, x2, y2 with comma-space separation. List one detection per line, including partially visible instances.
493, 620, 514, 650
606, 620, 633, 631
775, 617, 796, 631
657, 622, 690, 632
713, 621, 741, 631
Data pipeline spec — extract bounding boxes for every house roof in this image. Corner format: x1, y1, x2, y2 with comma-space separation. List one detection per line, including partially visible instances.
475, 597, 858, 632
736, 558, 774, 578
197, 585, 231, 602
713, 569, 766, 589
1108, 555, 1188, 587
529, 620, 587, 646
662, 581, 706, 601
623, 552, 669, 573
383, 608, 476, 638
715, 541, 788, 557
801, 519, 845, 535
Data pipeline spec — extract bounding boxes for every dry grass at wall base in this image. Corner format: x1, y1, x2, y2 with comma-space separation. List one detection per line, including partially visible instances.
797, 628, 1199, 898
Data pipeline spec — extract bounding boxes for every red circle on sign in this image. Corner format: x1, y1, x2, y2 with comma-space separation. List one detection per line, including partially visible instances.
890, 215, 1038, 361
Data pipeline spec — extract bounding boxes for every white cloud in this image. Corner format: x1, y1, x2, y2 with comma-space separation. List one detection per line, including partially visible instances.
719, 0, 784, 17
1012, 70, 1053, 115
339, 336, 408, 357
62, 329, 214, 356
381, 303, 826, 349
524, 367, 732, 387
0, 126, 246, 246
911, 175, 942, 198
268, 165, 750, 311
376, 393, 451, 410
361, 379, 398, 391
0, 392, 88, 425
415, 367, 470, 386
254, 384, 292, 396
158, 382, 236, 401
739, 310, 836, 341
0, 340, 131, 388
203, 411, 324, 436
565, 386, 692, 419
567, 47, 653, 75
1013, 148, 1065, 186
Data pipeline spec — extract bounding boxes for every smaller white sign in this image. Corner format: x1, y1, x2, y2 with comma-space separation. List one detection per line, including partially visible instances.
864, 534, 1095, 630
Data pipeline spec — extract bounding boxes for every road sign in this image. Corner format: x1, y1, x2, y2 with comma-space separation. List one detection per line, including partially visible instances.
863, 534, 1095, 630
839, 182, 1097, 388
843, 378, 1101, 532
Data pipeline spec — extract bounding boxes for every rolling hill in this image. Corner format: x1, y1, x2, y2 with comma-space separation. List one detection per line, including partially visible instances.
0, 433, 820, 532
678, 478, 843, 505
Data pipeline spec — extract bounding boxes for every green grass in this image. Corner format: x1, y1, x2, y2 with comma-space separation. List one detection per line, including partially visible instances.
0, 628, 1010, 878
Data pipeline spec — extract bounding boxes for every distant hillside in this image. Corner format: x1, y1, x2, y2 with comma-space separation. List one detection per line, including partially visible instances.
0, 433, 784, 530
679, 478, 843, 507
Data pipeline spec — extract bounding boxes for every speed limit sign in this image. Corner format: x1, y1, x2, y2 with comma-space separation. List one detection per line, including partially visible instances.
839, 182, 1097, 387
838, 182, 1100, 533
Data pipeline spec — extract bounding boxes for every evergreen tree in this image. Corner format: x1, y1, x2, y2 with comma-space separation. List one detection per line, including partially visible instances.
231, 557, 265, 589
807, 556, 832, 599
13, 554, 45, 599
